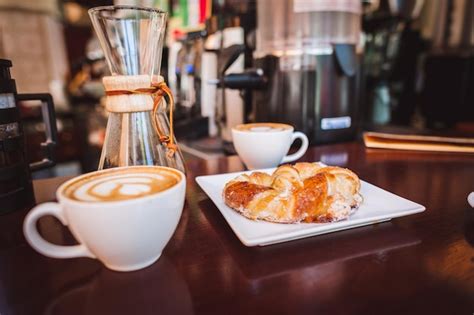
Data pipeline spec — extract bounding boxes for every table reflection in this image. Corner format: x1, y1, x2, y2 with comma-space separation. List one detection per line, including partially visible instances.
45, 257, 193, 315
199, 201, 420, 280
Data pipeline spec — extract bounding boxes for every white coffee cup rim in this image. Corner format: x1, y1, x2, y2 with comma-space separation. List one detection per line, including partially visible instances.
56, 165, 185, 207
232, 122, 294, 134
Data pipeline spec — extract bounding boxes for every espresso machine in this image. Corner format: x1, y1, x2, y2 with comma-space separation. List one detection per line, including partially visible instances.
218, 0, 363, 144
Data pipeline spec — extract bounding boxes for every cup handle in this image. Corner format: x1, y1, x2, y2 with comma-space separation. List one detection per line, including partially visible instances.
281, 131, 309, 164
23, 202, 95, 259
17, 93, 58, 172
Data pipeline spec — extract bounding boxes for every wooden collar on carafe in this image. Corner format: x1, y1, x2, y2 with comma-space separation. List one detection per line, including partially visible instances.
103, 75, 177, 156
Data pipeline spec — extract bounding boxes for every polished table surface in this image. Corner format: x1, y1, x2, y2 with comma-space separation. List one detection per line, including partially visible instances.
1, 142, 474, 315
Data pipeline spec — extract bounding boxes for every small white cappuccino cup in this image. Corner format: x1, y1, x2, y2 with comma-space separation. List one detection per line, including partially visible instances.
23, 166, 186, 272
232, 123, 309, 170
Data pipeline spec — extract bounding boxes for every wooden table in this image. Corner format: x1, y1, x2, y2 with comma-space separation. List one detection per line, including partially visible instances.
1, 142, 473, 315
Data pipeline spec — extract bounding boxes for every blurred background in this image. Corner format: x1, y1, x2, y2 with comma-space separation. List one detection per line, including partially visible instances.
1, 0, 473, 178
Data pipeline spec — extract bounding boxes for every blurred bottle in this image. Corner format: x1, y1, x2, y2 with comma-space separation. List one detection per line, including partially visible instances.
200, 16, 219, 136
221, 21, 244, 142
175, 31, 204, 117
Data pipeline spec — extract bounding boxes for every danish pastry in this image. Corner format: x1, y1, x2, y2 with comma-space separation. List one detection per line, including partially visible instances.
223, 162, 362, 223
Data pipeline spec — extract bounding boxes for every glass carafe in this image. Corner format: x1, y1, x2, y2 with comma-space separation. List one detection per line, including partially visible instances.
89, 5, 185, 172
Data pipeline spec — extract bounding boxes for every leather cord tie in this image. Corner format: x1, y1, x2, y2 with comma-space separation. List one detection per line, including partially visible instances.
105, 82, 177, 157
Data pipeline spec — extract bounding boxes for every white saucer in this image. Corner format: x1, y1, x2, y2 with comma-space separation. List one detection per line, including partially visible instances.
196, 167, 426, 247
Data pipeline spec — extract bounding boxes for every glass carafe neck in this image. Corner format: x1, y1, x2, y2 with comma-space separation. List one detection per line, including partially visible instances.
89, 5, 167, 77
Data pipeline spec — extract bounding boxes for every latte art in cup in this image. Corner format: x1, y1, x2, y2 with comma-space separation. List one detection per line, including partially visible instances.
64, 167, 180, 202
232, 122, 309, 170
234, 123, 292, 133
23, 165, 186, 272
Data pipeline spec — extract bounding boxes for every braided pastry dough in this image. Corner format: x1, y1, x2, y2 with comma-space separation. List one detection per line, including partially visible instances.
223, 162, 363, 223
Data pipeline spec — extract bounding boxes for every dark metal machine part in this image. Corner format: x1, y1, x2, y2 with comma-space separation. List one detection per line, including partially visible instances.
253, 45, 361, 144
218, 45, 361, 144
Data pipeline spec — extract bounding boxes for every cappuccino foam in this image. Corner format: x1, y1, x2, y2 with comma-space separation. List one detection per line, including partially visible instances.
63, 167, 181, 202
234, 123, 292, 133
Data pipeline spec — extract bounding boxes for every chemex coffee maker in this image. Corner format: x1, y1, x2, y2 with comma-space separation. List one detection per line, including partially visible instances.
89, 5, 186, 173
218, 0, 362, 144
0, 59, 57, 213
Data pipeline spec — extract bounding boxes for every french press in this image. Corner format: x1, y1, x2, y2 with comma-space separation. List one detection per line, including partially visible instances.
0, 59, 57, 213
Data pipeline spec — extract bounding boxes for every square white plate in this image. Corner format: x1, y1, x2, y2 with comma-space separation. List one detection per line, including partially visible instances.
195, 168, 425, 247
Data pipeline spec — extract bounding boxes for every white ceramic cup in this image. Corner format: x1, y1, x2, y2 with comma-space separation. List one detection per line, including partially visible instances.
232, 123, 309, 170
23, 166, 186, 272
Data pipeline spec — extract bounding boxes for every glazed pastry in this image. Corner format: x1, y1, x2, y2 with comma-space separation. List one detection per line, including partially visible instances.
223, 162, 363, 223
